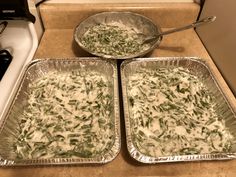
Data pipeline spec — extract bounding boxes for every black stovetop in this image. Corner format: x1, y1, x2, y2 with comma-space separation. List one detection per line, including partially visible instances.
0, 0, 35, 23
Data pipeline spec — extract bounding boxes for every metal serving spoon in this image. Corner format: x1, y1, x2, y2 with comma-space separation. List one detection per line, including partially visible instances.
143, 16, 216, 44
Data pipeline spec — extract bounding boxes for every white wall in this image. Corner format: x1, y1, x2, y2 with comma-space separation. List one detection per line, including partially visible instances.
29, 0, 44, 40
196, 0, 236, 96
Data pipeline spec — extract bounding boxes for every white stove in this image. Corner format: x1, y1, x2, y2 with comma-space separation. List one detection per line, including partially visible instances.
0, 20, 39, 121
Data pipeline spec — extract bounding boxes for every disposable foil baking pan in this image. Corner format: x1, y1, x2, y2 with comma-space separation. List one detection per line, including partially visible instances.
0, 58, 120, 166
121, 57, 236, 163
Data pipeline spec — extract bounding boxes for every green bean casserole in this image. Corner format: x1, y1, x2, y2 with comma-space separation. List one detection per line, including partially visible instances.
13, 70, 114, 159
127, 67, 233, 157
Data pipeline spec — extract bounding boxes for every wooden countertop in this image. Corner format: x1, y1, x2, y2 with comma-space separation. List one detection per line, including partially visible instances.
1, 3, 236, 177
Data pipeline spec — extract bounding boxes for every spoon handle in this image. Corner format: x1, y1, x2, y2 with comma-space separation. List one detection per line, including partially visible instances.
143, 16, 216, 44
159, 16, 216, 37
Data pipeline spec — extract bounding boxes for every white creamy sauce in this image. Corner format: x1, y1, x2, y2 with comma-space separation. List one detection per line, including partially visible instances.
127, 67, 233, 157
13, 70, 114, 159
81, 23, 150, 57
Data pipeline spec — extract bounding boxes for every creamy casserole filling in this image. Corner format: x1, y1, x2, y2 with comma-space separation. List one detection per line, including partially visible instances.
127, 67, 233, 157
81, 23, 150, 57
13, 70, 114, 159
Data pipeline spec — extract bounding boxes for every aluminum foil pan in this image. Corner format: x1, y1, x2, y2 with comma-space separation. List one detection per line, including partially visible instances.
0, 58, 120, 166
74, 11, 161, 59
121, 57, 236, 163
